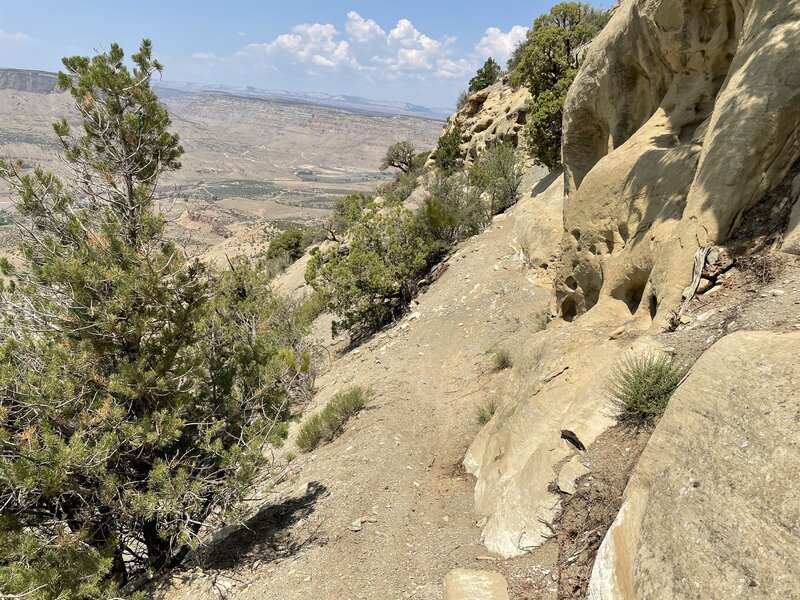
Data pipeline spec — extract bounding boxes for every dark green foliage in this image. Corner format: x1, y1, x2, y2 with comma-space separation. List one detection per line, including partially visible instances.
419, 175, 486, 246
306, 205, 433, 336
267, 227, 305, 261
0, 41, 313, 598
327, 192, 370, 238
523, 70, 576, 169
411, 151, 431, 171
380, 140, 416, 174
509, 3, 608, 169
468, 57, 502, 93
468, 143, 524, 216
434, 125, 463, 174
607, 352, 687, 427
296, 386, 372, 452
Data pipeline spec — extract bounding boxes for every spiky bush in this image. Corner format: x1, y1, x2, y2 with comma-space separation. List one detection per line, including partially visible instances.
475, 397, 500, 425
491, 348, 514, 371
297, 386, 372, 452
607, 351, 687, 427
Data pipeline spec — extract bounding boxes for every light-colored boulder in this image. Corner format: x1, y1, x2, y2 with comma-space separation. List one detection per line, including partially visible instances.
465, 321, 660, 557
443, 569, 509, 600
514, 169, 563, 271
589, 331, 800, 599
558, 0, 800, 327
780, 172, 800, 255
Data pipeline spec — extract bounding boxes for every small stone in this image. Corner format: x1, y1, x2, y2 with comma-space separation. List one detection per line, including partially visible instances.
697, 277, 714, 294
349, 519, 363, 532
771, 289, 786, 296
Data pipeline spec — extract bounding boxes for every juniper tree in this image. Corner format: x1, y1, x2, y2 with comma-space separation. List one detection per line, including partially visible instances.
468, 57, 502, 93
380, 140, 416, 174
0, 41, 311, 598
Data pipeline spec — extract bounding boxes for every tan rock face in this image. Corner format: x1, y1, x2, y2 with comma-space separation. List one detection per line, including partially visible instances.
443, 569, 509, 600
464, 321, 660, 557
430, 80, 532, 170
589, 331, 800, 599
558, 0, 800, 327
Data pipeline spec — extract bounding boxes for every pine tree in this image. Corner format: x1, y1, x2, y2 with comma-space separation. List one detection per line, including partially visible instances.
0, 41, 311, 598
468, 57, 502, 93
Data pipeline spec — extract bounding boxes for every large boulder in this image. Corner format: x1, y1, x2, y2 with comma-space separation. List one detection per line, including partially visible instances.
558, 0, 800, 327
589, 330, 800, 599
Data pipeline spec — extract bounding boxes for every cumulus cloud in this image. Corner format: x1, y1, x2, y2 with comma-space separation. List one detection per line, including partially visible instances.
0, 29, 33, 44
476, 25, 528, 64
191, 12, 526, 87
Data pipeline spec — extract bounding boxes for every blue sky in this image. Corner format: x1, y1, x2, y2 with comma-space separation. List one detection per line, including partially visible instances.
0, 1, 610, 107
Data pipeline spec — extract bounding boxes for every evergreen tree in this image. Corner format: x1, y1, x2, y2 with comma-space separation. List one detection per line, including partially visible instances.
433, 125, 463, 174
380, 140, 416, 174
468, 57, 502, 93
509, 3, 608, 168
0, 41, 310, 598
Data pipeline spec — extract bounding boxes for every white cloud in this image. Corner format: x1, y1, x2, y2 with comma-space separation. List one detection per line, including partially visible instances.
475, 25, 528, 64
345, 11, 384, 42
237, 31, 246, 38
0, 29, 33, 44
190, 13, 528, 89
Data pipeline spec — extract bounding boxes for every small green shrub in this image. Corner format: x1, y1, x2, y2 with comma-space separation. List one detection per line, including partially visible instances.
266, 227, 305, 261
491, 348, 514, 371
456, 90, 471, 111
469, 143, 524, 216
475, 397, 500, 425
377, 169, 419, 204
607, 351, 687, 427
419, 175, 487, 246
297, 386, 373, 452
434, 125, 463, 174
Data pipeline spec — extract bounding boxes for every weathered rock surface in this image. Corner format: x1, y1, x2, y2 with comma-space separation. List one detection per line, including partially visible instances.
443, 569, 509, 600
558, 0, 800, 327
465, 322, 661, 557
781, 172, 800, 255
430, 80, 532, 169
589, 330, 800, 599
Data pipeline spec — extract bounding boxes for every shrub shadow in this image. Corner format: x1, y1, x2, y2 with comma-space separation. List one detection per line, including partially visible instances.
199, 481, 329, 570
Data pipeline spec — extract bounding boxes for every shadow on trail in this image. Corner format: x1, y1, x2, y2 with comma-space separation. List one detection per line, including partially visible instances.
200, 481, 329, 570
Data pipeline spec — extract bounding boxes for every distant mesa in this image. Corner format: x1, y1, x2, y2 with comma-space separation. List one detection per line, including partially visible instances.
0, 68, 447, 120
0, 68, 59, 94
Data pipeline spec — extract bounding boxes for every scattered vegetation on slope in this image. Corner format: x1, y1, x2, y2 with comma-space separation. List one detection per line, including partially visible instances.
307, 139, 524, 338
491, 348, 514, 371
297, 386, 373, 452
607, 351, 687, 427
475, 397, 500, 425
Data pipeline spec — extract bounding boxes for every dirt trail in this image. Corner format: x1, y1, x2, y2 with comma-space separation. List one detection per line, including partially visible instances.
162, 208, 558, 599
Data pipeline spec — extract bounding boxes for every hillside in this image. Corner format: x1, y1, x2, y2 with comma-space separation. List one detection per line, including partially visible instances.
2, 2, 799, 599
158, 0, 800, 598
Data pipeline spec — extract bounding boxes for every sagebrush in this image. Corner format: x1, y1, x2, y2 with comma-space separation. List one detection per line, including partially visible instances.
607, 351, 687, 427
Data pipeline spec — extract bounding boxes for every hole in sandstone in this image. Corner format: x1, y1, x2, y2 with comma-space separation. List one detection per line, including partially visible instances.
565, 276, 579, 291
560, 429, 586, 452
618, 223, 629, 243
611, 268, 651, 315
649, 293, 658, 320
561, 297, 577, 322
571, 229, 581, 243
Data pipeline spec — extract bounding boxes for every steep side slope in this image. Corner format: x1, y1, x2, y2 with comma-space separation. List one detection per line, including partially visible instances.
162, 183, 562, 599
